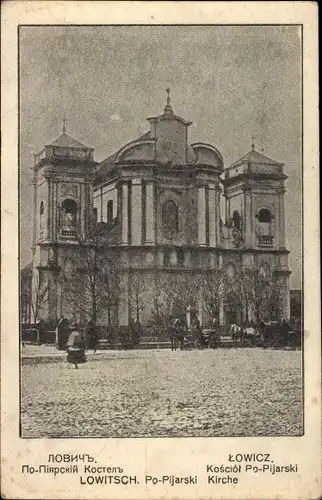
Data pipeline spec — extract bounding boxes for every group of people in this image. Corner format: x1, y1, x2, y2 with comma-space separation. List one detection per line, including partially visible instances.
168, 315, 211, 351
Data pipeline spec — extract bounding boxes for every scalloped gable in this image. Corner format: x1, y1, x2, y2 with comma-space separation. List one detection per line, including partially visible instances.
95, 131, 152, 182
191, 142, 224, 170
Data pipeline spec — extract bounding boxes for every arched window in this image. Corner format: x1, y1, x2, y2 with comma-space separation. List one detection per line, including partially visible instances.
61, 198, 77, 226
257, 208, 274, 246
162, 200, 179, 239
93, 207, 98, 222
40, 201, 44, 215
107, 200, 113, 223
258, 208, 273, 223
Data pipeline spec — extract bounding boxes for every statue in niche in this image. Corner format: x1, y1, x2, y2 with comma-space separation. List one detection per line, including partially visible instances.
230, 211, 244, 247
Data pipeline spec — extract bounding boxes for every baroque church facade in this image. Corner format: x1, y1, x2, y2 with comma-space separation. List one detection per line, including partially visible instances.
31, 91, 291, 327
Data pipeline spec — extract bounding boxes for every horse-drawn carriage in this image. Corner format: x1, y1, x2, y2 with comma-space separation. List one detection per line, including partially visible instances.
169, 318, 220, 351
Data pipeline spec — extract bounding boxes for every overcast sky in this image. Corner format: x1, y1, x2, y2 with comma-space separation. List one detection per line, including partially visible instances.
20, 25, 302, 287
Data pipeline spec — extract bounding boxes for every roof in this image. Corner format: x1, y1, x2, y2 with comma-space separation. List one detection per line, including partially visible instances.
49, 133, 90, 149
97, 130, 152, 173
230, 149, 283, 168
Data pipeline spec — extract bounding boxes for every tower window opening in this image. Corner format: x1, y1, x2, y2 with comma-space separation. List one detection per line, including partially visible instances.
258, 208, 273, 223
61, 198, 77, 229
107, 200, 113, 223
257, 208, 273, 246
40, 201, 44, 215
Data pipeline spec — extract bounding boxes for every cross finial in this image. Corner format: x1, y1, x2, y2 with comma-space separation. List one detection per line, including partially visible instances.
62, 115, 67, 133
251, 136, 255, 151
164, 87, 173, 115
166, 87, 171, 106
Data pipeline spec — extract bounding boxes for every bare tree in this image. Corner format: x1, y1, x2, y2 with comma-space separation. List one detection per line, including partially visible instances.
149, 274, 176, 329
128, 272, 150, 323
59, 219, 119, 325
231, 266, 283, 323
198, 268, 226, 323
27, 270, 49, 323
165, 273, 200, 322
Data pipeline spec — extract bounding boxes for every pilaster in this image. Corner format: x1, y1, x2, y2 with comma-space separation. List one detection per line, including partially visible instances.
121, 182, 129, 245
131, 179, 142, 245
208, 185, 217, 247
145, 182, 155, 244
197, 186, 207, 246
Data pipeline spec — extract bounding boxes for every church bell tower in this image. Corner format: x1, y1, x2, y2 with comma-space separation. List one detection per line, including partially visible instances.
222, 139, 291, 320
32, 120, 97, 322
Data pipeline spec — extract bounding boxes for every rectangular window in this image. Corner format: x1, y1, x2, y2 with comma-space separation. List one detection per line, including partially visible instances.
107, 200, 113, 223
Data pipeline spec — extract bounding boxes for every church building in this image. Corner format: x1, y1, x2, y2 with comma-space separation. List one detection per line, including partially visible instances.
31, 90, 291, 327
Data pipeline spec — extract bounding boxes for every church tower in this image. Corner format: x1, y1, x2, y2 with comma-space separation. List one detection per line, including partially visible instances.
222, 140, 291, 320
32, 121, 96, 322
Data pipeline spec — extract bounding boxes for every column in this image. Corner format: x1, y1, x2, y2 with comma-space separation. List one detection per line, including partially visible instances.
32, 159, 37, 249
121, 183, 129, 244
131, 179, 142, 245
244, 188, 252, 246
51, 181, 57, 240
216, 189, 223, 245
197, 186, 207, 246
208, 185, 217, 247
145, 182, 155, 244
45, 180, 51, 241
275, 195, 280, 249
279, 188, 286, 247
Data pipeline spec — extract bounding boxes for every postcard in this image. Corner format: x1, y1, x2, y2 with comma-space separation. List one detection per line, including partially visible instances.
1, 1, 320, 499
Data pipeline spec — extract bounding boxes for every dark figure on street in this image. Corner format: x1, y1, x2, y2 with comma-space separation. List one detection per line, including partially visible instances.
66, 323, 86, 369
258, 320, 265, 344
280, 319, 290, 347
133, 319, 142, 346
56, 317, 69, 350
192, 316, 204, 349
86, 320, 98, 352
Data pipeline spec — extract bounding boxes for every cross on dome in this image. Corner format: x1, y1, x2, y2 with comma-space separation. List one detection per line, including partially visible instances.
62, 115, 67, 133
164, 87, 173, 115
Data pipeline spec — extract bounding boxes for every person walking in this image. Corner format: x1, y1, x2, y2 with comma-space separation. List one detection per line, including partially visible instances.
66, 323, 86, 369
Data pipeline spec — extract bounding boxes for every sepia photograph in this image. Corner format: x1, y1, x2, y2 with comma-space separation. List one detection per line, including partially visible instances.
19, 25, 303, 439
